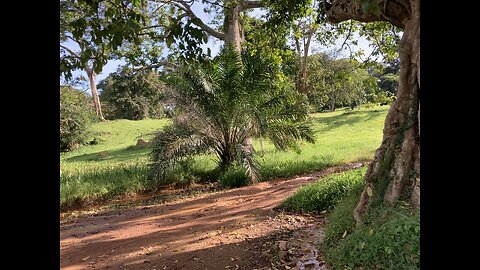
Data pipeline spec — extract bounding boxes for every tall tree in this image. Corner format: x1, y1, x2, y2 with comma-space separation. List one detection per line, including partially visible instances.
60, 0, 149, 120
62, 0, 311, 152
91, 0, 312, 57
292, 1, 321, 94
60, 0, 108, 120
378, 58, 400, 95
306, 53, 370, 111
98, 67, 167, 120
325, 0, 420, 226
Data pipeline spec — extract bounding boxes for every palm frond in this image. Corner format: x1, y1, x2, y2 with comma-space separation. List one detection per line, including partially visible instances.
267, 120, 315, 152
236, 143, 261, 184
150, 125, 212, 179
150, 46, 314, 185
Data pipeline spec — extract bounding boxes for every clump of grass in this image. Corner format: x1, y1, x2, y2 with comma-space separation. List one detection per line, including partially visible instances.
219, 164, 250, 188
324, 204, 420, 270
60, 162, 150, 210
280, 167, 366, 213
158, 158, 200, 188
322, 182, 364, 249
260, 155, 335, 181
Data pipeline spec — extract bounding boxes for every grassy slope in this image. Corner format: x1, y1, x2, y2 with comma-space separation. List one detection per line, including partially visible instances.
61, 118, 170, 160
60, 106, 388, 209
256, 107, 387, 179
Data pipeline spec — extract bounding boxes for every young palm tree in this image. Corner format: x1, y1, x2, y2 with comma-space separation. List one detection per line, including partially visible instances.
150, 45, 315, 183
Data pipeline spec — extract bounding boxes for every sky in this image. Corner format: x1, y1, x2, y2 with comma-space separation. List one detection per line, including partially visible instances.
61, 2, 375, 91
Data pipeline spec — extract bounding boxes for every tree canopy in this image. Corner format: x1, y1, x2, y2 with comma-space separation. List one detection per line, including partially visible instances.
98, 67, 167, 120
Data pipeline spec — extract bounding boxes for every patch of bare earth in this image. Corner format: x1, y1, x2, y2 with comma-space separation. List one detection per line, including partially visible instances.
60, 162, 364, 270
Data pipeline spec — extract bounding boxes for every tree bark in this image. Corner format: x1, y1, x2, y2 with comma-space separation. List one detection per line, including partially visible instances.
294, 21, 317, 94
294, 37, 302, 91
224, 3, 242, 53
329, 89, 336, 112
85, 67, 105, 121
330, 101, 335, 112
326, 0, 420, 226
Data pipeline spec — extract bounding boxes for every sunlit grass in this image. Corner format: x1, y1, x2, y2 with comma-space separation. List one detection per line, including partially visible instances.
60, 105, 389, 209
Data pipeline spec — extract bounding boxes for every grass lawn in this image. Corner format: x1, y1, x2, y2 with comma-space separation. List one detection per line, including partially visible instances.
60, 105, 389, 210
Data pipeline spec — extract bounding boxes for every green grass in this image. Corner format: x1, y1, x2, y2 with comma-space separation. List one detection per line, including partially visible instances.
322, 182, 365, 249
280, 167, 366, 213
60, 105, 389, 210
280, 165, 419, 269
61, 118, 170, 160
324, 202, 420, 270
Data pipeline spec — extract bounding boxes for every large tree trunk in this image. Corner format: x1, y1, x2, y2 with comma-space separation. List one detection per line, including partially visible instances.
326, 0, 420, 226
224, 1, 254, 152
224, 2, 242, 53
85, 67, 105, 121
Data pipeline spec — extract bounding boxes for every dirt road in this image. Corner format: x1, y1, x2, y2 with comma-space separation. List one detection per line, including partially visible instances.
60, 163, 363, 270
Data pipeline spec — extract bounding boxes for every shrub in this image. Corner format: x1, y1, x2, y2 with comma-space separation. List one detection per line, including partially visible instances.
156, 158, 200, 187
219, 164, 250, 188
98, 67, 167, 120
60, 86, 96, 151
280, 167, 366, 212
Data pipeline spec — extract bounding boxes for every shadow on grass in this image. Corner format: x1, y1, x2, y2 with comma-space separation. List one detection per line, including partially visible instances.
65, 144, 152, 163
314, 110, 386, 133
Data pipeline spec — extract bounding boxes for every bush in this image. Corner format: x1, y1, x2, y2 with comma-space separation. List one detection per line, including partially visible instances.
154, 158, 200, 188
98, 67, 167, 120
60, 86, 96, 152
280, 167, 366, 213
324, 204, 420, 270
219, 164, 250, 188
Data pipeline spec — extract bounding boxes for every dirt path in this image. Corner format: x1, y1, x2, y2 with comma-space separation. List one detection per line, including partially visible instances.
60, 162, 363, 270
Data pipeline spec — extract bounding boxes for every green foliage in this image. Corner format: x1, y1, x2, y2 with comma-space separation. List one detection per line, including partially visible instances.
150, 45, 314, 184
358, 21, 401, 63
263, 0, 311, 31
60, 0, 147, 79
306, 53, 372, 111
60, 86, 96, 152
242, 15, 297, 80
219, 164, 250, 188
60, 106, 387, 209
161, 157, 200, 187
324, 204, 420, 270
377, 58, 400, 95
98, 67, 167, 120
373, 91, 395, 105
281, 167, 366, 212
